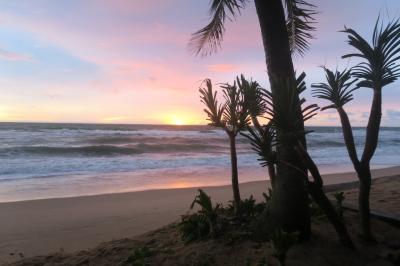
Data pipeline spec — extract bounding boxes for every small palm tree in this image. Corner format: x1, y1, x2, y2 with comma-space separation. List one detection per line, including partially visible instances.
199, 79, 250, 214
312, 18, 400, 241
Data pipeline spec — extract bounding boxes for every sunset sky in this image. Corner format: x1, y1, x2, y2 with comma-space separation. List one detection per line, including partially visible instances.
0, 0, 400, 126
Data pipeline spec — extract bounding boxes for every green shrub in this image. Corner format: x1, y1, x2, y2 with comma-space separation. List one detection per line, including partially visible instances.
334, 192, 345, 219
179, 213, 210, 242
126, 246, 153, 266
179, 189, 222, 242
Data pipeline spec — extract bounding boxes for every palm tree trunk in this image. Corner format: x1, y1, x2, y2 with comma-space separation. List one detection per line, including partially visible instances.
254, 0, 310, 239
358, 163, 373, 240
295, 143, 354, 248
337, 88, 382, 241
228, 132, 241, 213
358, 89, 381, 241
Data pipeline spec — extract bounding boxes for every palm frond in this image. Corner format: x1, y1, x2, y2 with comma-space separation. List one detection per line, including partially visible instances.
285, 0, 317, 56
241, 124, 277, 167
237, 74, 268, 118
311, 67, 358, 110
221, 81, 251, 132
341, 18, 400, 89
189, 0, 247, 57
199, 79, 225, 127
269, 74, 319, 144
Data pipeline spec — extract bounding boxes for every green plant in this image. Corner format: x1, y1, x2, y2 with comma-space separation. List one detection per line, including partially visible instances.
334, 192, 345, 219
179, 213, 210, 243
179, 189, 222, 242
270, 229, 298, 266
239, 195, 256, 217
199, 80, 250, 214
126, 246, 153, 266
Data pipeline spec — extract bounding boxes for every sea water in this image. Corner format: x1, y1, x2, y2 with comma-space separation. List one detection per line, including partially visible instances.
0, 122, 398, 201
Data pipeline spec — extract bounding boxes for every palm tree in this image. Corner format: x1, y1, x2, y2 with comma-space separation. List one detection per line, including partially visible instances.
312, 19, 400, 240
191, 0, 317, 238
199, 79, 250, 214
243, 73, 354, 248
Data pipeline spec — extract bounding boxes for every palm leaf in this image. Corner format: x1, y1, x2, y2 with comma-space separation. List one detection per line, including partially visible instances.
199, 79, 226, 127
237, 74, 268, 118
342, 18, 400, 89
269, 73, 319, 144
241, 124, 277, 167
284, 0, 317, 56
220, 81, 250, 132
312, 67, 358, 110
188, 0, 247, 57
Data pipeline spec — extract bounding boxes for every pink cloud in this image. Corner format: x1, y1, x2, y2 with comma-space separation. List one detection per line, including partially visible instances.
0, 48, 32, 62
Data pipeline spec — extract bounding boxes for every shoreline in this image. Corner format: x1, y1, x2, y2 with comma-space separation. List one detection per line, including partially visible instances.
1, 166, 399, 263
0, 164, 397, 204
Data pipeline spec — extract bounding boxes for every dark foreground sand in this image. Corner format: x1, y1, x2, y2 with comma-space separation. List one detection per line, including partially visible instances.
0, 166, 399, 265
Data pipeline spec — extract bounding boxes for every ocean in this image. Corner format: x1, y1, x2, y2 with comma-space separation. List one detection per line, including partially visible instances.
0, 122, 399, 202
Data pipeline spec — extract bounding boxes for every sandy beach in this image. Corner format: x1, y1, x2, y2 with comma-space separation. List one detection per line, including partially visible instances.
1, 166, 399, 264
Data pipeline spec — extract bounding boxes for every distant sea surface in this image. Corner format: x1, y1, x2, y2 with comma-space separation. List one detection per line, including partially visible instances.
0, 122, 399, 202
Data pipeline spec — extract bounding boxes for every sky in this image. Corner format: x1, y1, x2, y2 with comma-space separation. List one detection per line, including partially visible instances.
0, 0, 399, 126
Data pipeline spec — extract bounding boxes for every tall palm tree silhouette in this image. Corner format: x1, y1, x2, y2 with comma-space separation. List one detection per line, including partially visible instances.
190, 0, 316, 238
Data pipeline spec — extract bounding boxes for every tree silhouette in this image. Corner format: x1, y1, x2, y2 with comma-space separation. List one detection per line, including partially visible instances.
312, 18, 400, 241
199, 79, 250, 214
191, 0, 317, 238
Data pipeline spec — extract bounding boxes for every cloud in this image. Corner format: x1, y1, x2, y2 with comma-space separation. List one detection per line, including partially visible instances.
207, 64, 237, 73
385, 109, 400, 120
0, 48, 32, 62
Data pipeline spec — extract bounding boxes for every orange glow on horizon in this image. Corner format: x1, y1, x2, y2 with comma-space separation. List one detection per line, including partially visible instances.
161, 111, 205, 126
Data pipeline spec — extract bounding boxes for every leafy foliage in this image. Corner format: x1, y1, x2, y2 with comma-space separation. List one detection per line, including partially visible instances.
188, 0, 247, 56
199, 79, 225, 127
244, 124, 277, 167
190, 0, 317, 57
267, 74, 319, 145
237, 74, 268, 119
179, 213, 211, 243
342, 18, 400, 89
284, 0, 317, 56
334, 192, 345, 220
221, 81, 251, 133
242, 72, 318, 167
199, 79, 250, 134
126, 246, 153, 266
179, 189, 222, 242
312, 67, 358, 110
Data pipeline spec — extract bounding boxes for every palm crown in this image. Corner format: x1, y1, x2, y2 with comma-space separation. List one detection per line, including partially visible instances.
189, 0, 316, 57
342, 19, 400, 89
199, 79, 250, 134
311, 68, 358, 110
